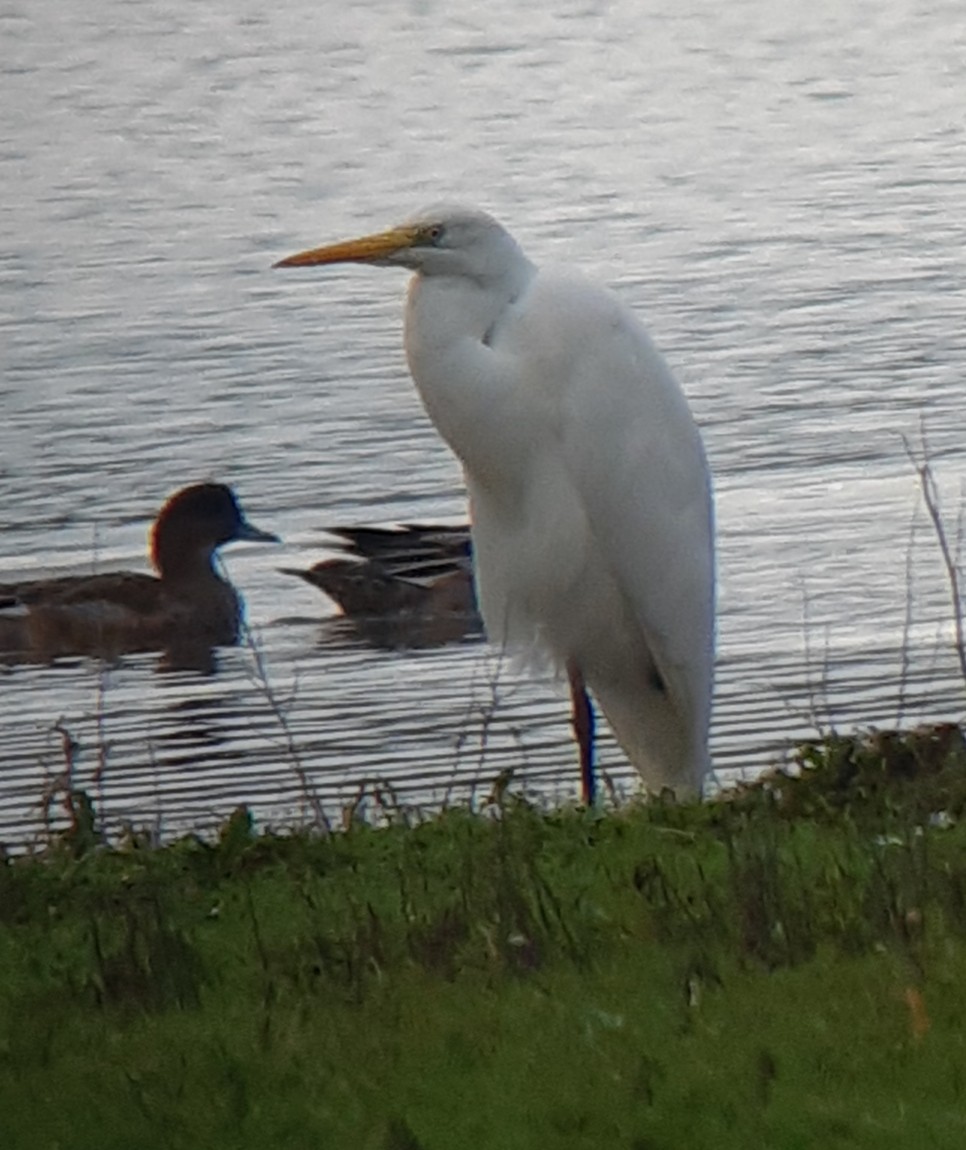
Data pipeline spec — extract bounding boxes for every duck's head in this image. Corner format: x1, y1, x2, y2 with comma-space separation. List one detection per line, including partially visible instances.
150, 483, 279, 579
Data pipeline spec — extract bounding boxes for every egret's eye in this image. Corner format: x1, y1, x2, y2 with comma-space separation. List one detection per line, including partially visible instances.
424, 224, 446, 246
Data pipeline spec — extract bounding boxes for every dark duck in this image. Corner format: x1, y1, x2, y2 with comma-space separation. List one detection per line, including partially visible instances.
0, 483, 278, 664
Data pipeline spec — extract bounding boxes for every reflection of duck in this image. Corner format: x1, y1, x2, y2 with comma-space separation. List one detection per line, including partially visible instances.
283, 524, 482, 648
0, 483, 279, 664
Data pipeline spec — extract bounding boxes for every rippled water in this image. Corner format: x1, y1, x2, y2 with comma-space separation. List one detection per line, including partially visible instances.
2, 0, 966, 846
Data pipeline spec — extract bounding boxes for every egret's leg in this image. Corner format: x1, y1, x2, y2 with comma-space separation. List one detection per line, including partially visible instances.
567, 662, 596, 806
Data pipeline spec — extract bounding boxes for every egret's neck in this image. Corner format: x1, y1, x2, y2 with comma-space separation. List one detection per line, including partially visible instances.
404, 260, 540, 503
406, 257, 535, 348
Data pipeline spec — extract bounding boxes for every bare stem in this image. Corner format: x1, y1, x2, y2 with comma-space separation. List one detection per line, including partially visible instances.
902, 430, 966, 691
241, 620, 331, 834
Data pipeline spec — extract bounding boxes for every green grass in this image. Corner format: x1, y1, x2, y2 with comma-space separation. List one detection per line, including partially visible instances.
3, 727, 966, 1148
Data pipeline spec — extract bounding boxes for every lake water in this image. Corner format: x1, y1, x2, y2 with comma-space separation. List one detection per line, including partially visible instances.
2, 0, 966, 847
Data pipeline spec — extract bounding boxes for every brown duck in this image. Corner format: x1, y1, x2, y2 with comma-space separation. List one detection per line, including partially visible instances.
0, 483, 278, 663
283, 523, 481, 647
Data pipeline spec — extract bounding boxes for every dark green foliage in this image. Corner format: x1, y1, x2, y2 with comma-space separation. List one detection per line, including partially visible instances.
2, 728, 966, 1147
768, 723, 966, 822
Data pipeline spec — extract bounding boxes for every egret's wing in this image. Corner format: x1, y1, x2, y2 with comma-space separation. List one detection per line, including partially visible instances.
533, 272, 715, 748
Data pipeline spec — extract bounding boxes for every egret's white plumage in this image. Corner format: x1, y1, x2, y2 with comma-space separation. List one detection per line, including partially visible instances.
276, 205, 715, 799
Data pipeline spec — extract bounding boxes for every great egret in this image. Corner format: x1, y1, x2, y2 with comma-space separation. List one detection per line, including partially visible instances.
0, 483, 279, 662
276, 205, 714, 802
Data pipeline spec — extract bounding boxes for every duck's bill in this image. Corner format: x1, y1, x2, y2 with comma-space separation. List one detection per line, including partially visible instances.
273, 224, 421, 269
237, 521, 281, 545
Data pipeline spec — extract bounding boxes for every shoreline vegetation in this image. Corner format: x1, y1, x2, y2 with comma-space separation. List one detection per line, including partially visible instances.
3, 725, 966, 1147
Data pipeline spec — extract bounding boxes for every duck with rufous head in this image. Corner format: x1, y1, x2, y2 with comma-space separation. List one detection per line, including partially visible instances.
0, 482, 278, 665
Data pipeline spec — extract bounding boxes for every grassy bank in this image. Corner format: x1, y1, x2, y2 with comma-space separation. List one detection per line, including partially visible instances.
3, 728, 966, 1148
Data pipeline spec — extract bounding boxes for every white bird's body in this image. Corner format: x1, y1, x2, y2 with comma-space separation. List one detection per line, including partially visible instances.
277, 206, 714, 799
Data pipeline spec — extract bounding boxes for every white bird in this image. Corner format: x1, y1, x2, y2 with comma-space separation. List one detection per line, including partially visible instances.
275, 205, 714, 803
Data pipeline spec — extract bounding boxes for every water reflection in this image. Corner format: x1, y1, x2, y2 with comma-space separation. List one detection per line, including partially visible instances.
152, 690, 249, 767
317, 614, 484, 652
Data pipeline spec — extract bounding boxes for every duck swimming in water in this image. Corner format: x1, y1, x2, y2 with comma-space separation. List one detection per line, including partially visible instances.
283, 523, 481, 648
0, 482, 279, 664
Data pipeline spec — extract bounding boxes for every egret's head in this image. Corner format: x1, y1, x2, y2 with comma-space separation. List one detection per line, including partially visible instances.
275, 204, 530, 286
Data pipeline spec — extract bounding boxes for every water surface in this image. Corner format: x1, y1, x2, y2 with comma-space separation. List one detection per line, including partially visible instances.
2, 0, 966, 845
